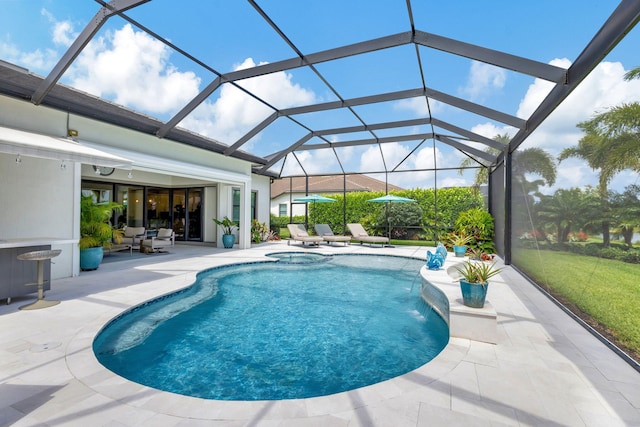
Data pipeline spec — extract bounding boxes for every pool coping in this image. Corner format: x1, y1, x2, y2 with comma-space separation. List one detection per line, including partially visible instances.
419, 257, 499, 344
66, 251, 471, 421
5, 241, 637, 425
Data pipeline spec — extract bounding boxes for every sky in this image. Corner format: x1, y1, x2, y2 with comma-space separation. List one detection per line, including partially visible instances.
1, 0, 639, 193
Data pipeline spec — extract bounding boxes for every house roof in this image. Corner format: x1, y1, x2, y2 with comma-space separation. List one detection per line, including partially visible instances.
271, 175, 402, 199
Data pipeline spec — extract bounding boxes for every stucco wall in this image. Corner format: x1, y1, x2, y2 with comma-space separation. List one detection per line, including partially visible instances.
0, 94, 269, 277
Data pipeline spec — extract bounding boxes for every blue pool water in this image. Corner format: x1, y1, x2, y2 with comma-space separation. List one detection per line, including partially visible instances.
93, 254, 449, 400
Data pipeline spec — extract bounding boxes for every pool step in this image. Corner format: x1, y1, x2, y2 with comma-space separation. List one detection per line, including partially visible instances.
419, 262, 498, 344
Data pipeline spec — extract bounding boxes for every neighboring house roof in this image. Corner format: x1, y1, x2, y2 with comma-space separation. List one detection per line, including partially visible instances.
271, 175, 403, 199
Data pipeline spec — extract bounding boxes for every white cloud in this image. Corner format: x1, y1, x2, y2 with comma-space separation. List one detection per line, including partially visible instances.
0, 23, 59, 72
357, 143, 449, 189
460, 61, 506, 101
393, 96, 446, 116
439, 175, 469, 188
515, 59, 640, 193
0, 42, 58, 71
281, 152, 308, 176
41, 8, 76, 47
68, 24, 201, 116
518, 59, 640, 155
52, 21, 75, 47
181, 57, 316, 145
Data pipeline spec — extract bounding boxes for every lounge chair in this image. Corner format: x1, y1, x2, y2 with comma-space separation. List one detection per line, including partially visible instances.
141, 228, 175, 253
347, 223, 389, 246
314, 224, 351, 246
287, 224, 323, 246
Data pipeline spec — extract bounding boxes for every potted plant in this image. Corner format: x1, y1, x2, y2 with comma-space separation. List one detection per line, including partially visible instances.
79, 194, 124, 270
213, 216, 238, 248
454, 260, 503, 308
445, 232, 473, 257
454, 208, 496, 254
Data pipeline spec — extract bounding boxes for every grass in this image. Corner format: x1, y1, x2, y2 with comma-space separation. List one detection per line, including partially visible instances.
513, 248, 640, 360
278, 227, 640, 360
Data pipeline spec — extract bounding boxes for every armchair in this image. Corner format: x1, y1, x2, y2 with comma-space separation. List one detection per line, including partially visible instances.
121, 227, 147, 250
141, 228, 175, 253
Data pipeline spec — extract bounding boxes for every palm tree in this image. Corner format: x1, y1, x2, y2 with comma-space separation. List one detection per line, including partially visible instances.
610, 185, 640, 247
459, 133, 557, 191
624, 65, 640, 81
458, 133, 507, 188
535, 188, 596, 243
560, 103, 640, 246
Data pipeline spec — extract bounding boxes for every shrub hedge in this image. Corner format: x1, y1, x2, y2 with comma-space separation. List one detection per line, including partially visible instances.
272, 187, 484, 240
515, 239, 640, 264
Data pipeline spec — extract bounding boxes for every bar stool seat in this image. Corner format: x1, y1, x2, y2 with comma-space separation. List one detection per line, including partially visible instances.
17, 249, 62, 310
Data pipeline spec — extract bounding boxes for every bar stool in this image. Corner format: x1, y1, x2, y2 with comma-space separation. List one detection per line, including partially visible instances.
16, 249, 62, 310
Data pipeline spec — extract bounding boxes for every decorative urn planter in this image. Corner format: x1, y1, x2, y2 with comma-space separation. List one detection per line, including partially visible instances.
453, 245, 467, 257
454, 260, 503, 309
214, 216, 238, 249
459, 280, 488, 308
80, 247, 104, 271
222, 234, 236, 249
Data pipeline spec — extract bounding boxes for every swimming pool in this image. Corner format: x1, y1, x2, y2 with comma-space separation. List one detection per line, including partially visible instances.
93, 253, 449, 400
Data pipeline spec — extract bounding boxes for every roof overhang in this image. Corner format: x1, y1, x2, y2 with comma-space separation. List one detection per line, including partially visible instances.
0, 125, 132, 168
80, 141, 251, 184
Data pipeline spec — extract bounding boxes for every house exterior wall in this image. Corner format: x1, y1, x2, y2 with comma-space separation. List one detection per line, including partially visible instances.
0, 94, 268, 278
252, 175, 272, 225
270, 193, 323, 218
0, 153, 78, 279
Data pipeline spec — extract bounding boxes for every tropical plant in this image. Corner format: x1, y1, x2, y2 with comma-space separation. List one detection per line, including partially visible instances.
609, 185, 640, 247
459, 133, 557, 193
560, 103, 640, 246
380, 202, 424, 239
79, 194, 124, 250
251, 219, 268, 243
213, 216, 238, 235
624, 65, 640, 81
534, 188, 598, 243
445, 231, 473, 247
454, 208, 496, 253
455, 261, 503, 287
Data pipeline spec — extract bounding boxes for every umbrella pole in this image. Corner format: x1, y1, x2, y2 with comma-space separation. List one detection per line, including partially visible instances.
385, 203, 394, 247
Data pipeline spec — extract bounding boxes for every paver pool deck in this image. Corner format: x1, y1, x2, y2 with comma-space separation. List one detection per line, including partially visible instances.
1, 241, 639, 426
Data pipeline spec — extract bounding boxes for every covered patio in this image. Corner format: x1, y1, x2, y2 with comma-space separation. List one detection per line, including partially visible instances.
0, 242, 638, 425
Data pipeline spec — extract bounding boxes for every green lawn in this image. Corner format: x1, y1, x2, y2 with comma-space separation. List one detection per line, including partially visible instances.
513, 248, 640, 358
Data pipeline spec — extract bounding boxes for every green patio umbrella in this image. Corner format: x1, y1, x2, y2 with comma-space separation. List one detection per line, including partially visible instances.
367, 194, 416, 242
293, 194, 336, 228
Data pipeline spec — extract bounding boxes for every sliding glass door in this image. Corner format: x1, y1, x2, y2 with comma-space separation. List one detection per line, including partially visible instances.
172, 188, 202, 241
84, 181, 203, 241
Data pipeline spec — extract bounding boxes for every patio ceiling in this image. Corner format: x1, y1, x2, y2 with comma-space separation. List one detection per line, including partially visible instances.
2, 1, 639, 181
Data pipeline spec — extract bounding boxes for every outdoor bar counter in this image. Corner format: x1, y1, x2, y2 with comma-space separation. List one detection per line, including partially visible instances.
0, 238, 75, 304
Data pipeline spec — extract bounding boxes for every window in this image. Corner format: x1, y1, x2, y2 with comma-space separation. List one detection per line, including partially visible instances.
279, 203, 287, 217
251, 191, 257, 220
232, 189, 257, 222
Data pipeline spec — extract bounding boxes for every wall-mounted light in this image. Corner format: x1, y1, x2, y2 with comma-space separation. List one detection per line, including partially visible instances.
60, 161, 67, 171
15, 154, 21, 165
67, 129, 78, 137
127, 171, 133, 179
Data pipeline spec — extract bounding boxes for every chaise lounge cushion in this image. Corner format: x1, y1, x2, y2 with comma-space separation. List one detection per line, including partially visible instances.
287, 224, 323, 246
347, 223, 389, 245
314, 224, 351, 246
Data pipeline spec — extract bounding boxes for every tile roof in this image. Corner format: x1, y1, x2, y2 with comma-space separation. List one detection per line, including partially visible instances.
271, 174, 403, 199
